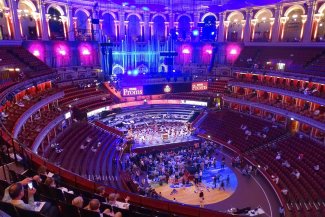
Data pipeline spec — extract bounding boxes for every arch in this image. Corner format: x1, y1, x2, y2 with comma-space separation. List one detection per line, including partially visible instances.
254, 8, 273, 19
318, 3, 325, 14
201, 12, 218, 22
227, 11, 244, 21
75, 8, 90, 17
151, 13, 166, 22
113, 64, 125, 74
176, 13, 192, 22
19, 0, 37, 12
47, 3, 65, 16
102, 11, 117, 20
284, 5, 305, 17
126, 13, 142, 21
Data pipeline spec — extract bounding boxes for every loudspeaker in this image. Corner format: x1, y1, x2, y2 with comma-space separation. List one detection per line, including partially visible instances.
92, 19, 99, 24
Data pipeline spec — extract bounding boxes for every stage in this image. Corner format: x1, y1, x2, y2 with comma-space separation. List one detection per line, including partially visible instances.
131, 135, 200, 150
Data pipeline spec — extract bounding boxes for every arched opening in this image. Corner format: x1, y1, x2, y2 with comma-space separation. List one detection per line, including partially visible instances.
127, 14, 141, 41
202, 15, 217, 41
253, 9, 273, 42
283, 7, 305, 42
178, 15, 191, 41
18, 1, 37, 40
152, 15, 165, 40
0, 0, 9, 40
315, 5, 325, 41
227, 12, 244, 42
74, 10, 91, 41
102, 13, 115, 41
48, 7, 65, 40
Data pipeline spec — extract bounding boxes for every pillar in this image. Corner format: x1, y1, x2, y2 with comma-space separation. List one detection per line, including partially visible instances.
4, 12, 12, 39
67, 6, 75, 41
119, 11, 125, 37
271, 5, 282, 42
144, 12, 150, 41
169, 12, 174, 31
279, 17, 288, 41
244, 10, 252, 42
8, 0, 21, 40
194, 12, 200, 28
251, 19, 257, 41
241, 20, 246, 41
40, 2, 49, 40
149, 21, 154, 39
124, 21, 129, 37
301, 15, 308, 41
114, 20, 119, 39
218, 12, 225, 42
313, 14, 322, 40
92, 8, 100, 41
60, 16, 68, 40
33, 13, 41, 39
164, 22, 169, 38
303, 0, 316, 42
269, 18, 275, 41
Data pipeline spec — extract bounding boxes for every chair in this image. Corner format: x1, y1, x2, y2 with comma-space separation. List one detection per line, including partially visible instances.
58, 201, 80, 217
79, 208, 101, 217
15, 206, 47, 217
0, 201, 19, 217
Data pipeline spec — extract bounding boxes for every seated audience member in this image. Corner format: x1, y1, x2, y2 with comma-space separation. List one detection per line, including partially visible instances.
314, 164, 320, 172
94, 186, 106, 202
281, 160, 290, 168
85, 199, 111, 215
72, 196, 84, 208
271, 175, 279, 184
8, 182, 58, 217
44, 177, 72, 193
297, 153, 304, 160
291, 169, 300, 179
281, 188, 288, 196
275, 152, 281, 160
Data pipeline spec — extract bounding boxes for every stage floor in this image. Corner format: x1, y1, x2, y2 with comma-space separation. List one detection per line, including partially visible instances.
152, 165, 238, 206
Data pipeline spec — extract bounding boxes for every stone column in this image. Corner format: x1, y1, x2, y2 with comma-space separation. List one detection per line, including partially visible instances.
67, 6, 74, 41
144, 12, 150, 41
312, 14, 322, 40
218, 12, 225, 42
40, 2, 49, 40
164, 22, 169, 38
149, 21, 154, 39
271, 5, 282, 42
92, 8, 100, 41
193, 12, 200, 28
244, 10, 252, 42
8, 0, 21, 40
114, 20, 119, 40
241, 20, 246, 41
119, 11, 125, 37
169, 12, 174, 31
303, 0, 316, 42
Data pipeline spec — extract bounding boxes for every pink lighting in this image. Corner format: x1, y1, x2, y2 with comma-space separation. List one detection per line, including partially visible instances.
206, 49, 212, 54
182, 48, 190, 54
230, 49, 238, 55
59, 49, 66, 56
82, 49, 91, 56
33, 50, 40, 57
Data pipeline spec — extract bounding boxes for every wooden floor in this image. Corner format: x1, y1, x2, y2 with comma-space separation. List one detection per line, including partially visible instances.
153, 182, 234, 206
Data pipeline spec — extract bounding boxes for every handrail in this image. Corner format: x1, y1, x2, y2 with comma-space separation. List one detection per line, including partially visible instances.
31, 114, 65, 152
13, 91, 65, 139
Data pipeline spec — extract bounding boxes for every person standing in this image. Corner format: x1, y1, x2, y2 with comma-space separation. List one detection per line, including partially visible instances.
279, 206, 285, 217
199, 190, 204, 208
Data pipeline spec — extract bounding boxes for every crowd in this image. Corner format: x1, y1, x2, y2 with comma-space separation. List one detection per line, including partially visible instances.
1, 166, 128, 217
124, 140, 232, 201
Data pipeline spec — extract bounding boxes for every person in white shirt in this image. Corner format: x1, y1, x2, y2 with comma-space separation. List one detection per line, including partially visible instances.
314, 164, 320, 172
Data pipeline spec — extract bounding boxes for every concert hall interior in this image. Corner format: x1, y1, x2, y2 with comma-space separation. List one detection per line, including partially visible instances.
0, 0, 325, 217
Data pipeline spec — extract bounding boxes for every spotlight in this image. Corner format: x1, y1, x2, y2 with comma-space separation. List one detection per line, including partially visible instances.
33, 50, 40, 57
230, 49, 237, 55
182, 48, 190, 54
192, 29, 199, 36
59, 50, 66, 56
82, 49, 90, 55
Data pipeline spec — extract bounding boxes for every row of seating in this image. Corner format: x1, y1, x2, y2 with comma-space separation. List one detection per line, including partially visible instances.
251, 135, 325, 217
199, 110, 286, 153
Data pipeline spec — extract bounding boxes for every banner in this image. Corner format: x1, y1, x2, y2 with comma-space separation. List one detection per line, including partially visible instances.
192, 82, 208, 91
122, 86, 143, 96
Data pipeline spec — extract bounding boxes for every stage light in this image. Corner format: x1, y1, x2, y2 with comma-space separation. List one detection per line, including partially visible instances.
229, 49, 237, 55
206, 49, 212, 54
290, 117, 294, 121
192, 30, 199, 36
33, 50, 40, 57
182, 48, 190, 54
211, 31, 215, 35
82, 49, 90, 56
59, 49, 66, 56
142, 6, 149, 11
